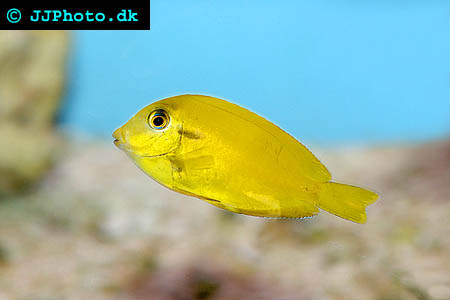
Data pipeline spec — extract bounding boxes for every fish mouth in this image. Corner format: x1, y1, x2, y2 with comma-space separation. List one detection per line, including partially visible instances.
112, 134, 134, 154
114, 139, 129, 151
113, 128, 125, 148
113, 136, 127, 150
113, 138, 125, 149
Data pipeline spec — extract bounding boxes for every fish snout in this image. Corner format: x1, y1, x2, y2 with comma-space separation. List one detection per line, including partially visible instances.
113, 128, 125, 147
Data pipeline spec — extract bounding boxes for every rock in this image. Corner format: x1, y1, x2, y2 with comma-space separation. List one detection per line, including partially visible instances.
0, 31, 69, 195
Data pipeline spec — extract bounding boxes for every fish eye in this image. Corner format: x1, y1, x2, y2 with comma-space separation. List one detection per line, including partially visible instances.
148, 110, 170, 130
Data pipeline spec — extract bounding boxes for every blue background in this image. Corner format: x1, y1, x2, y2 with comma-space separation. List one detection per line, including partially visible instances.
63, 1, 450, 145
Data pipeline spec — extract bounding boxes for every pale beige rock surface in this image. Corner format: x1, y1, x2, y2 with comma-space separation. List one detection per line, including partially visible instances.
0, 31, 69, 194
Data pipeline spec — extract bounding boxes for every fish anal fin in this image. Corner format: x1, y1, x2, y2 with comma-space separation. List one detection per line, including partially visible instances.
210, 200, 319, 219
206, 191, 320, 219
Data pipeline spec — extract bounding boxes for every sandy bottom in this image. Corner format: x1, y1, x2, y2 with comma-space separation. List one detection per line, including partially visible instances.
0, 138, 449, 300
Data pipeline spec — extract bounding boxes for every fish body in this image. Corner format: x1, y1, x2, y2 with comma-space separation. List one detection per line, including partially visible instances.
113, 95, 378, 223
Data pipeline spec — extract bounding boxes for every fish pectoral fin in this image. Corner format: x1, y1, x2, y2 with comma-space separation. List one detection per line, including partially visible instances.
168, 153, 214, 171
169, 145, 215, 172
183, 155, 215, 170
171, 154, 215, 172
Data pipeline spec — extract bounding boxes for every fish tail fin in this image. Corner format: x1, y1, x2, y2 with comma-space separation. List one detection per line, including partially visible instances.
317, 182, 379, 224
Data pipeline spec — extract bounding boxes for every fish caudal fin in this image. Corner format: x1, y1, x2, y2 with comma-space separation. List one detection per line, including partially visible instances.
317, 182, 379, 224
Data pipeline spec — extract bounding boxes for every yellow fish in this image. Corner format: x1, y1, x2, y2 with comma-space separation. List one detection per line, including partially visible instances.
113, 95, 378, 223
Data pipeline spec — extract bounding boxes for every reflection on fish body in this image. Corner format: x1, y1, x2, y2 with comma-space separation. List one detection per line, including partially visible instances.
113, 95, 378, 223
